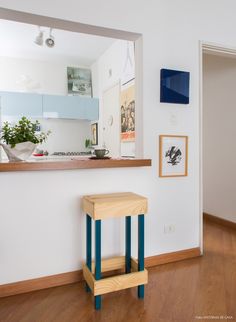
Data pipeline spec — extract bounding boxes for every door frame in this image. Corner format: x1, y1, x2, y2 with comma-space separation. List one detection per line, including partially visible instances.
199, 40, 236, 253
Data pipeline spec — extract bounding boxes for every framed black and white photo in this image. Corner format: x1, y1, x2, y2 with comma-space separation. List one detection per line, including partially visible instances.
67, 67, 92, 97
159, 135, 188, 177
91, 123, 98, 145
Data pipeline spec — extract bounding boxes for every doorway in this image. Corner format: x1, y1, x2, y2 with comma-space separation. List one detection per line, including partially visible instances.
200, 42, 236, 252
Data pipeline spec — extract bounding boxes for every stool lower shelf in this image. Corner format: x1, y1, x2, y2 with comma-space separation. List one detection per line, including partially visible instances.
83, 256, 148, 297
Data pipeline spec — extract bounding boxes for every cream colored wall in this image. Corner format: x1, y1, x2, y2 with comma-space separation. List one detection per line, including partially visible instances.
203, 53, 236, 223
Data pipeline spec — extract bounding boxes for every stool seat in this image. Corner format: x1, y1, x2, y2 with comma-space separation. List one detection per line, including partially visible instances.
82, 192, 148, 220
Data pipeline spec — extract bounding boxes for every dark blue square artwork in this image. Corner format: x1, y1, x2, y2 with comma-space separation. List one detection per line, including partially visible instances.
160, 69, 190, 104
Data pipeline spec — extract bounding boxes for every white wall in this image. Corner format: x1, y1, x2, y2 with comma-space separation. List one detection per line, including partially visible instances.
38, 118, 90, 153
203, 54, 236, 223
2, 0, 236, 284
0, 56, 88, 95
91, 40, 135, 156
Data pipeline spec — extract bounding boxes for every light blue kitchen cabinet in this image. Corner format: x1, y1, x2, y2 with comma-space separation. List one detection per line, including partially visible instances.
43, 94, 99, 121
0, 91, 43, 118
0, 91, 99, 121
83, 97, 99, 121
43, 95, 85, 119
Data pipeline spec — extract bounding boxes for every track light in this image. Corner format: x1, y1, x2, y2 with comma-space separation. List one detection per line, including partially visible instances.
34, 26, 55, 48
34, 27, 44, 46
45, 28, 55, 48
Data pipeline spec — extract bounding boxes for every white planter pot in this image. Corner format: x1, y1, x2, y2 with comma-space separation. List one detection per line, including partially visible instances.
0, 142, 36, 162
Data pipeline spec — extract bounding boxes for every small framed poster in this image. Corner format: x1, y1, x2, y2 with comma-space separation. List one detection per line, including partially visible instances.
91, 123, 98, 145
120, 83, 135, 142
159, 135, 188, 177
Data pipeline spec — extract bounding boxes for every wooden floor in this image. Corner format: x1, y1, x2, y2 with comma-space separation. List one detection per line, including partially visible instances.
0, 219, 236, 322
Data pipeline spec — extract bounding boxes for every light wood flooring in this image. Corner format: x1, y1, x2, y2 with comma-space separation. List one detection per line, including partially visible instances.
0, 219, 235, 322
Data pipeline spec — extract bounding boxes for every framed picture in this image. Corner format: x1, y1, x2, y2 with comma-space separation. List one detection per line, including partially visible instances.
160, 69, 190, 104
120, 83, 135, 142
159, 135, 188, 177
91, 123, 98, 145
67, 67, 92, 97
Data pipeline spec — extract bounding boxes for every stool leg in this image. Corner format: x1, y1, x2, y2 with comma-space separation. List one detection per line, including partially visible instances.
125, 216, 131, 273
86, 214, 92, 292
95, 220, 101, 310
138, 214, 145, 299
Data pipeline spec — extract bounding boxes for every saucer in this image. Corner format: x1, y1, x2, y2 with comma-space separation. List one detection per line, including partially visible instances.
89, 156, 111, 160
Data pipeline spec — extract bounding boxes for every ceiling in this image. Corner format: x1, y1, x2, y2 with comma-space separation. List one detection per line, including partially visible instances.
0, 19, 116, 66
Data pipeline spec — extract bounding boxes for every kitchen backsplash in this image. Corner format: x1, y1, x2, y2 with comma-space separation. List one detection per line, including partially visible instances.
38, 118, 91, 153
0, 117, 91, 158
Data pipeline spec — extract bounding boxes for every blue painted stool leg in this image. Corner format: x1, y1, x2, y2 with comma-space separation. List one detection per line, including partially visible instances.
138, 214, 145, 299
125, 216, 131, 273
95, 220, 101, 310
86, 214, 92, 292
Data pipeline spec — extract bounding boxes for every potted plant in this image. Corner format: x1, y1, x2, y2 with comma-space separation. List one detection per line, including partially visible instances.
0, 116, 51, 162
85, 138, 92, 149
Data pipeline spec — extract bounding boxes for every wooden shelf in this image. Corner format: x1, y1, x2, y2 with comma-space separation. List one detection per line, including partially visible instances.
0, 158, 152, 172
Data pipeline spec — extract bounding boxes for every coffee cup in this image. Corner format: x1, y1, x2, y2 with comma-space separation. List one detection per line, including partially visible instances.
94, 149, 109, 158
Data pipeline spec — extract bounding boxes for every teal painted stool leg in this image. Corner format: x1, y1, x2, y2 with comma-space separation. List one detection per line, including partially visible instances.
86, 214, 92, 292
125, 216, 131, 273
138, 214, 145, 299
95, 220, 101, 310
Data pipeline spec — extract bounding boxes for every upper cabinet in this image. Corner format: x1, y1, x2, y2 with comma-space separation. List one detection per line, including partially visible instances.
0, 91, 99, 121
0, 91, 43, 118
42, 94, 99, 121
82, 96, 99, 120
43, 95, 85, 119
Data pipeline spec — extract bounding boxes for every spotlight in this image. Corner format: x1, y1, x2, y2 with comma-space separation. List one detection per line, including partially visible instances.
34, 27, 44, 46
45, 28, 55, 48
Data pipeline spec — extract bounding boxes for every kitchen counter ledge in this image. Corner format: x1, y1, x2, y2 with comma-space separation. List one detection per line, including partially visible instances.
0, 158, 152, 172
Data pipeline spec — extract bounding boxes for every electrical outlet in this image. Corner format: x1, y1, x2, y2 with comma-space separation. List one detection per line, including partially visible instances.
164, 224, 175, 234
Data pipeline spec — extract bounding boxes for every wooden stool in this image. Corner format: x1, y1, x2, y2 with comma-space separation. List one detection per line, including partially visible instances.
82, 192, 148, 310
